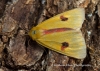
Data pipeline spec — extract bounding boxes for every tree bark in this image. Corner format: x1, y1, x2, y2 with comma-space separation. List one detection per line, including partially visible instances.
0, 0, 100, 71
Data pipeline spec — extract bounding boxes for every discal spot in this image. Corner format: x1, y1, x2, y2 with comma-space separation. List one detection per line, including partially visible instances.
61, 42, 69, 51
60, 15, 68, 21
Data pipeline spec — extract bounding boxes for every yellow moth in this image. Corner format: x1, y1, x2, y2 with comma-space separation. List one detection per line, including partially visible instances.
28, 8, 86, 59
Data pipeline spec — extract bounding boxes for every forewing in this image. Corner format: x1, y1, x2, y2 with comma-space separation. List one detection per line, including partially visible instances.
36, 8, 85, 30
36, 30, 86, 59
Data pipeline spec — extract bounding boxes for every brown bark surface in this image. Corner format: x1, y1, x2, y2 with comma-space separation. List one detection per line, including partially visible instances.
0, 0, 100, 71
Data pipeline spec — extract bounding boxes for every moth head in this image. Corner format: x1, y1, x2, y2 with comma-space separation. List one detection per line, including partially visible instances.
28, 27, 38, 40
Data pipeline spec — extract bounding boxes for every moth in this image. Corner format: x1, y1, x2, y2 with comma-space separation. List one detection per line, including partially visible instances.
28, 8, 86, 59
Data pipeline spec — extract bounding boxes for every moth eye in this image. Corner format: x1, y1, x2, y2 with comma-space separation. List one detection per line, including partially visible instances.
32, 31, 36, 34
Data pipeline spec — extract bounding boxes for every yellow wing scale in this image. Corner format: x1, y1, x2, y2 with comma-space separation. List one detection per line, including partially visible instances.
28, 8, 86, 59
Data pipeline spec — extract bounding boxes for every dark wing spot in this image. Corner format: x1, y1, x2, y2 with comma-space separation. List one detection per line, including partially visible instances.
61, 42, 69, 51
60, 15, 68, 21
62, 42, 69, 47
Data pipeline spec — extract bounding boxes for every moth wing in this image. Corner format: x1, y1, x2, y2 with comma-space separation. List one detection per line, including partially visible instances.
36, 30, 86, 59
36, 8, 85, 29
